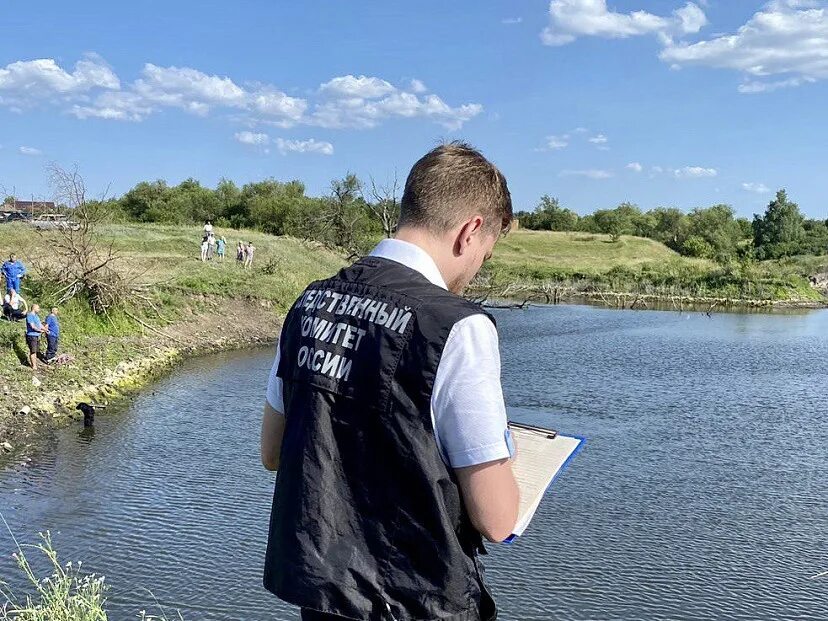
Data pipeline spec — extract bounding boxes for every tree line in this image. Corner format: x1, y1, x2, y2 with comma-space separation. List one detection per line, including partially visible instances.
78, 174, 401, 260
515, 191, 828, 262
6, 175, 825, 264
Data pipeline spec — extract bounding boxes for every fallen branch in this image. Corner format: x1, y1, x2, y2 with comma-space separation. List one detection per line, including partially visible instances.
124, 310, 185, 345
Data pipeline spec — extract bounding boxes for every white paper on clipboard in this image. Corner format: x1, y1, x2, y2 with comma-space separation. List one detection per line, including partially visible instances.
507, 422, 585, 539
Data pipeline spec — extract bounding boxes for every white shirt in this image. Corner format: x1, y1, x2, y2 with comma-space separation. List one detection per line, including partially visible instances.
266, 238, 511, 468
4, 292, 23, 310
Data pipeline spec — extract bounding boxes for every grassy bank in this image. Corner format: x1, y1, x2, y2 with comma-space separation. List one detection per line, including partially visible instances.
0, 223, 345, 459
475, 230, 827, 307
2, 224, 826, 458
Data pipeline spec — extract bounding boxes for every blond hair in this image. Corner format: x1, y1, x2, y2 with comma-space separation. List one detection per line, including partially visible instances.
399, 142, 512, 235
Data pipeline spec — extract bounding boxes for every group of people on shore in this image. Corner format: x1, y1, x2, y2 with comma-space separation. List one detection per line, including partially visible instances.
201, 221, 256, 268
2, 253, 61, 371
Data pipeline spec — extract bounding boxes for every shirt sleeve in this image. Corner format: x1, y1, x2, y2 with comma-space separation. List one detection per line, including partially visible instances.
431, 314, 511, 468
265, 344, 285, 414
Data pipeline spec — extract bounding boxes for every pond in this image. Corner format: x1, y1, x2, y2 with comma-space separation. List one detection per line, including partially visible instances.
2, 304, 827, 620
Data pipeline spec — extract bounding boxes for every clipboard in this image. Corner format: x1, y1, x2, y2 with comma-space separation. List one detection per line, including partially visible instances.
505, 421, 585, 542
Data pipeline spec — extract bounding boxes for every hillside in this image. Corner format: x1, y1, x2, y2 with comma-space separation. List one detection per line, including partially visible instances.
0, 223, 346, 457
479, 229, 825, 306
491, 230, 709, 275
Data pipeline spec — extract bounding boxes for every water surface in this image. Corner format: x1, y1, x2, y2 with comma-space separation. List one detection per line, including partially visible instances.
1, 305, 827, 620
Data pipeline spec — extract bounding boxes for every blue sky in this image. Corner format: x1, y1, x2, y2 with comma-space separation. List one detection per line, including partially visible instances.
1, 1, 827, 218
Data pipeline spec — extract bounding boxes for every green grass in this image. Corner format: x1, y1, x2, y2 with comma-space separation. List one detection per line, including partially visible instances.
491, 230, 702, 275
489, 230, 713, 282
1, 223, 345, 314
0, 223, 346, 424
0, 531, 182, 620
483, 230, 826, 303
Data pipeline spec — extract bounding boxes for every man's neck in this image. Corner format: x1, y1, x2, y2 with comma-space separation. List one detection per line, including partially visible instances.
394, 227, 452, 287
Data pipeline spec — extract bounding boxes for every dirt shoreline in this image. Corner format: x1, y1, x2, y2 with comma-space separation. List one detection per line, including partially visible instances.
0, 297, 282, 467
470, 286, 828, 312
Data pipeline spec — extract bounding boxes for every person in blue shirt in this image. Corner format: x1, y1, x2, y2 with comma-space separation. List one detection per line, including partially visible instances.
25, 303, 47, 370
216, 236, 226, 262
2, 253, 26, 293
45, 307, 60, 362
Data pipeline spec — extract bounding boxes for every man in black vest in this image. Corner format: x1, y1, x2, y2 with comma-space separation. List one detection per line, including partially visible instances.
261, 142, 519, 621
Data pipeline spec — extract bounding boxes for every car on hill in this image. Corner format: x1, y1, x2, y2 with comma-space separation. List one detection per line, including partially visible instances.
0, 211, 33, 224
30, 213, 81, 231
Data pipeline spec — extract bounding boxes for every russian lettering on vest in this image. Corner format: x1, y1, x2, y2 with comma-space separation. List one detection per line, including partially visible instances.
296, 345, 353, 381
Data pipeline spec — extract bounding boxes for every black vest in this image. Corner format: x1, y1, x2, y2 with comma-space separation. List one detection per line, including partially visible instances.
264, 256, 498, 621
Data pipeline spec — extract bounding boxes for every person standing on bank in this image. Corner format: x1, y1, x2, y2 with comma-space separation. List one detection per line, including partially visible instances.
45, 307, 60, 362
2, 253, 26, 294
25, 303, 47, 370
261, 142, 519, 621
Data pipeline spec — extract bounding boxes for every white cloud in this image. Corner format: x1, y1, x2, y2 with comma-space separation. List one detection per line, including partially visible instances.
320, 75, 396, 99
71, 91, 154, 121
673, 166, 717, 179
737, 77, 814, 93
742, 182, 771, 193
408, 79, 428, 93
541, 0, 707, 46
660, 1, 828, 91
69, 62, 306, 125
275, 138, 334, 156
250, 88, 307, 122
234, 131, 270, 146
588, 133, 608, 144
133, 64, 246, 114
308, 88, 481, 130
560, 169, 613, 179
542, 134, 570, 150
0, 55, 481, 135
502, 17, 523, 25
0, 54, 119, 109
626, 162, 643, 173
18, 146, 42, 156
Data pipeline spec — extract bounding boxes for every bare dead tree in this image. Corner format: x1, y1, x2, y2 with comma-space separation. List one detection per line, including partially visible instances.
366, 171, 401, 239
42, 163, 125, 315
0, 183, 17, 206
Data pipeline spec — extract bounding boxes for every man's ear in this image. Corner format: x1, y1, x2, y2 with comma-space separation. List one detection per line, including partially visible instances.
454, 216, 485, 256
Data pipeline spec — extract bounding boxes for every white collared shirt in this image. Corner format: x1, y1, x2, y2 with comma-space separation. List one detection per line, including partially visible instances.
266, 238, 511, 468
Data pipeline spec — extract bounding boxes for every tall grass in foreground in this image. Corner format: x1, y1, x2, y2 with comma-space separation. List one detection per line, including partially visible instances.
0, 531, 181, 621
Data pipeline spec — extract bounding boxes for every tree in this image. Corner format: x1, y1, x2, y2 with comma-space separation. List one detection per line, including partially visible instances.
366, 172, 401, 238
684, 204, 742, 261
215, 177, 242, 226
590, 202, 644, 240
166, 178, 221, 223
649, 207, 688, 250
752, 189, 806, 259
45, 164, 124, 314
533, 195, 579, 231
800, 219, 828, 256
120, 180, 170, 222
242, 179, 308, 236
314, 174, 374, 258
681, 235, 715, 259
